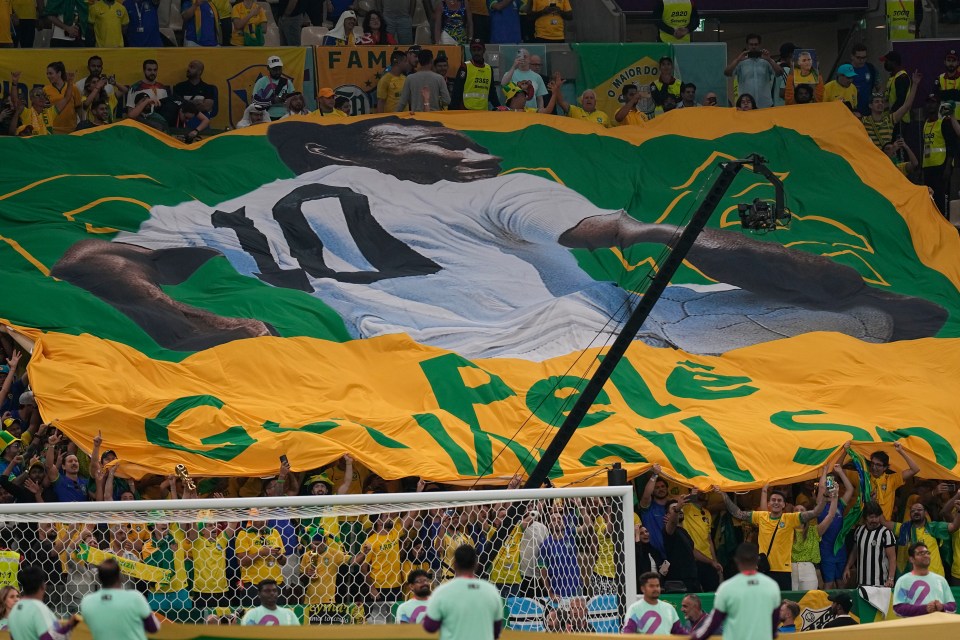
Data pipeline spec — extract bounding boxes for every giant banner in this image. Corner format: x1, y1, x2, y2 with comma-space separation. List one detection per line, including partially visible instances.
0, 47, 307, 130
314, 45, 463, 115
2, 106, 960, 486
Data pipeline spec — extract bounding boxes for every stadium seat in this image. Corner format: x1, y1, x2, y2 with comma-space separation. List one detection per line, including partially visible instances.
265, 23, 281, 45
506, 597, 545, 632
414, 24, 432, 44
301, 26, 329, 45
586, 594, 620, 633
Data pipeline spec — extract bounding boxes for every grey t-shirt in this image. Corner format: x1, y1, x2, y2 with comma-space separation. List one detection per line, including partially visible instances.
396, 70, 451, 112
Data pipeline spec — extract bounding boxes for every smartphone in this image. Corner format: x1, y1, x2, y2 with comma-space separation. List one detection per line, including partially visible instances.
946, 482, 957, 493
747, 50, 762, 58
279, 454, 289, 466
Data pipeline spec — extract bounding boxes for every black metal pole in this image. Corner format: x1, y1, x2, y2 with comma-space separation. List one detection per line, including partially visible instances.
524, 160, 747, 489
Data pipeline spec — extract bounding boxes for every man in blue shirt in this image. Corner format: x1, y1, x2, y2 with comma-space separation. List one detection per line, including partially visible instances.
125, 0, 163, 46
849, 43, 878, 115
536, 511, 582, 603
181, 0, 219, 46
638, 465, 669, 555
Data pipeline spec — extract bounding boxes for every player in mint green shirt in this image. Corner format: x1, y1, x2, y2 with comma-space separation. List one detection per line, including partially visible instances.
80, 558, 160, 640
423, 545, 503, 640
240, 579, 301, 625
692, 542, 781, 640
622, 572, 682, 635
893, 542, 957, 617
396, 569, 433, 624
7, 565, 81, 640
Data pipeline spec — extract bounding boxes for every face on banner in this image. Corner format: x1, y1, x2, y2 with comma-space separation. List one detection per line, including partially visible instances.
2, 108, 960, 485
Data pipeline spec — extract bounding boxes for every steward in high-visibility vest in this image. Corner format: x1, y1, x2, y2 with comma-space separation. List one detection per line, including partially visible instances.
886, 0, 920, 41
450, 39, 500, 111
920, 94, 960, 217
934, 49, 960, 117
651, 56, 682, 109
882, 51, 912, 126
655, 0, 698, 44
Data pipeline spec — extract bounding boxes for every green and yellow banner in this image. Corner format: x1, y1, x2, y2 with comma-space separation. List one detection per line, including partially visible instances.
75, 544, 173, 585
0, 47, 307, 130
572, 43, 671, 121
2, 105, 960, 487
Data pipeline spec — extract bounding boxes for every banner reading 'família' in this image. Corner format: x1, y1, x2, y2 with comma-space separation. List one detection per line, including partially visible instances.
2, 105, 959, 487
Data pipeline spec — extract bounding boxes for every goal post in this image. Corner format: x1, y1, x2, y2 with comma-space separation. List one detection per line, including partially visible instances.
0, 486, 635, 632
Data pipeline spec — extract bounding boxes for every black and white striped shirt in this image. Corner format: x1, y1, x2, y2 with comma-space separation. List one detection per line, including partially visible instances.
853, 524, 896, 586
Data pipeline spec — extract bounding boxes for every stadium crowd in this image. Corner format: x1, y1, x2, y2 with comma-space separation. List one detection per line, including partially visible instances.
0, 337, 959, 632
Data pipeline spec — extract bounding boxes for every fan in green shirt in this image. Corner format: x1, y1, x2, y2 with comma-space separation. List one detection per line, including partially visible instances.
7, 565, 81, 640
80, 558, 161, 640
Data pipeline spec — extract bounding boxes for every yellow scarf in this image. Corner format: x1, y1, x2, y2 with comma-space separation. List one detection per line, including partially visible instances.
75, 543, 174, 585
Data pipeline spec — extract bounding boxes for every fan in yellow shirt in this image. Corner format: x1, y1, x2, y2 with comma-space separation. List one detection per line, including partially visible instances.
823, 64, 860, 112
88, 0, 129, 48
544, 73, 610, 127
235, 521, 287, 592
0, 0, 13, 45
364, 512, 414, 599
14, 73, 77, 136
42, 63, 83, 134
300, 526, 363, 605
230, 0, 266, 46
530, 0, 571, 43
185, 518, 237, 608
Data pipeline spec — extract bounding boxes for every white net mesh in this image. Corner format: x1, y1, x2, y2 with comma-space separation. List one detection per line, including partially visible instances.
0, 488, 633, 631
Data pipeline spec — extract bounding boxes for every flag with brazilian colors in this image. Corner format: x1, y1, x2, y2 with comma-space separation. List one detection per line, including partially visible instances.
1, 105, 959, 489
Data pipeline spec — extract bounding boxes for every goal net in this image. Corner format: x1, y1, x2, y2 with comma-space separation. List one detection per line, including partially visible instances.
0, 486, 635, 632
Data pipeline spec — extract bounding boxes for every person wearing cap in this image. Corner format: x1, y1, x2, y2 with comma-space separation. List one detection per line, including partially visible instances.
451, 39, 499, 111
312, 87, 340, 117
650, 56, 681, 108
498, 81, 537, 112
253, 55, 296, 120
882, 50, 912, 130
821, 592, 857, 628
652, 0, 697, 43
920, 91, 960, 216
488, 0, 521, 44
886, 0, 920, 41
849, 44, 878, 115
823, 64, 860, 112
934, 49, 960, 117
772, 42, 795, 107
300, 526, 353, 606
405, 45, 421, 74
378, 51, 409, 113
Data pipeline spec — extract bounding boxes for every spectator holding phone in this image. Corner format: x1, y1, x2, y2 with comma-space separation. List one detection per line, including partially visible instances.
724, 33, 780, 108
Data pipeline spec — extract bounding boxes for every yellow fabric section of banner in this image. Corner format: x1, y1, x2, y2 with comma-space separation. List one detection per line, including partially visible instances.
20, 324, 960, 486
76, 543, 174, 585
0, 47, 307, 130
